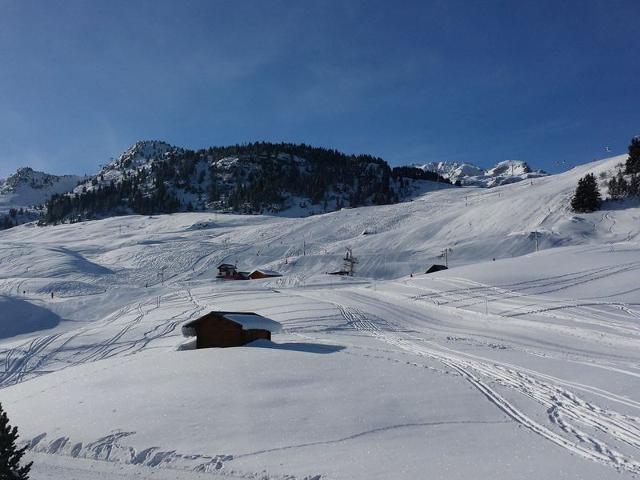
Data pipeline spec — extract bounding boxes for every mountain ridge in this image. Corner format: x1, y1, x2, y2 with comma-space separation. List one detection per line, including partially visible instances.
43, 140, 452, 224
0, 140, 566, 229
415, 159, 547, 187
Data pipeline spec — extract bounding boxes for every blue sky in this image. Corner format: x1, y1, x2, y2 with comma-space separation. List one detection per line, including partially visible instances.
0, 0, 638, 178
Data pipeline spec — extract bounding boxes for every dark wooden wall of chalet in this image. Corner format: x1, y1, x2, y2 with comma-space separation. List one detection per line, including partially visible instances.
242, 329, 271, 343
196, 317, 244, 348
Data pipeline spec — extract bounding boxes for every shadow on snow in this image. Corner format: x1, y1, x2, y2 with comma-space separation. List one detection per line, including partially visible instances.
247, 339, 345, 354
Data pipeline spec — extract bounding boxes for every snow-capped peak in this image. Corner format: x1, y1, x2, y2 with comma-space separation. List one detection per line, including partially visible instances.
2, 167, 66, 194
486, 160, 532, 177
0, 166, 83, 198
73, 140, 182, 195
414, 159, 546, 187
0, 167, 85, 215
107, 140, 179, 172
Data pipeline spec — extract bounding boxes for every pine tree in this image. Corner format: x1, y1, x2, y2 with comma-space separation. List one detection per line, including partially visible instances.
625, 136, 640, 174
608, 170, 628, 200
0, 402, 31, 479
607, 175, 619, 199
571, 173, 601, 212
629, 174, 640, 197
616, 171, 629, 198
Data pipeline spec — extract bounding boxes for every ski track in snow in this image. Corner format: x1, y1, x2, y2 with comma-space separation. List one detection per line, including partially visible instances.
405, 265, 640, 342
304, 290, 640, 474
2, 271, 640, 476
3, 278, 640, 475
410, 262, 640, 311
0, 289, 205, 388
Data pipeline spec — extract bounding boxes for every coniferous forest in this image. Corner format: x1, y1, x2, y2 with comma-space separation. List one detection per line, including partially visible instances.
43, 141, 450, 224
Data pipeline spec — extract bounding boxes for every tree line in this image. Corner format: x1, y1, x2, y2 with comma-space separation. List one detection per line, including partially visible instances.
571, 136, 640, 212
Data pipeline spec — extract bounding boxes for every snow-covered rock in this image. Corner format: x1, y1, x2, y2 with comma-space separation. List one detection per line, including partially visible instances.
73, 140, 179, 195
416, 159, 547, 187
0, 167, 84, 214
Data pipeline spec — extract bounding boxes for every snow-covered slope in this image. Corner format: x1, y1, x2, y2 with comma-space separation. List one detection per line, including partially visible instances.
417, 159, 547, 187
1, 153, 639, 479
0, 167, 83, 214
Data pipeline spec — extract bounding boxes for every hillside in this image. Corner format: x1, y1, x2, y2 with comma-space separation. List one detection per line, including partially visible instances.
0, 154, 631, 298
44, 140, 451, 223
417, 159, 548, 187
0, 153, 639, 479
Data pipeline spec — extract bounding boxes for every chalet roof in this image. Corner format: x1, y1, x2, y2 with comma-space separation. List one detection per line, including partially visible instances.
181, 311, 283, 337
250, 269, 282, 277
425, 264, 448, 274
218, 263, 237, 269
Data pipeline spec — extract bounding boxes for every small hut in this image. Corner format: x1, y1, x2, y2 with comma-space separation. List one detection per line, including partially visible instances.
181, 311, 282, 348
425, 264, 448, 274
248, 269, 282, 280
328, 270, 350, 276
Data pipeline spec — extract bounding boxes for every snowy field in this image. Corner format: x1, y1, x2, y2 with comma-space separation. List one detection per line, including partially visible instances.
1, 155, 640, 479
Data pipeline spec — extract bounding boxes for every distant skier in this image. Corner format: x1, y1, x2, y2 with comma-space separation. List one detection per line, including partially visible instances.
51, 291, 54, 299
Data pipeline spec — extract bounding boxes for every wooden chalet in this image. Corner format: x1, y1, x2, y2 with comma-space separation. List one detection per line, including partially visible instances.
216, 263, 249, 280
248, 269, 282, 280
181, 311, 282, 348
